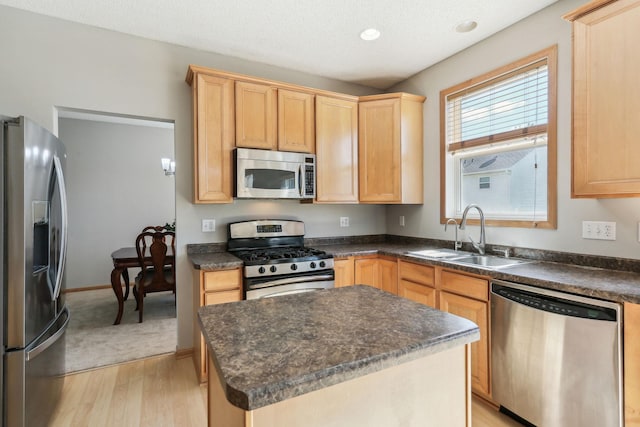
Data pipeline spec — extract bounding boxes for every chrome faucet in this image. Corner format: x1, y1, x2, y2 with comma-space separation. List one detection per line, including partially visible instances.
445, 218, 462, 251
459, 204, 486, 255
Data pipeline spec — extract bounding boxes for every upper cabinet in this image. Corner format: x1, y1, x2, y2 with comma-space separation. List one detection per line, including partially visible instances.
564, 0, 640, 198
187, 71, 235, 203
278, 89, 315, 153
358, 93, 426, 204
315, 95, 359, 203
235, 81, 278, 150
186, 65, 426, 204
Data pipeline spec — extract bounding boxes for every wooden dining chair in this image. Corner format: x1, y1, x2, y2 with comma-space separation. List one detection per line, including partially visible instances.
133, 228, 176, 323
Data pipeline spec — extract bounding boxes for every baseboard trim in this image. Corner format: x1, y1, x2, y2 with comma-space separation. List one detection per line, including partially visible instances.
175, 348, 194, 359
64, 284, 128, 293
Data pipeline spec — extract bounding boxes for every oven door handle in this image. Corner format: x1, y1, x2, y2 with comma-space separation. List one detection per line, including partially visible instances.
248, 274, 334, 290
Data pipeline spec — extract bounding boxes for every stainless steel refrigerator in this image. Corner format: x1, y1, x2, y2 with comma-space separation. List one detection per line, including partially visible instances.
1, 116, 70, 426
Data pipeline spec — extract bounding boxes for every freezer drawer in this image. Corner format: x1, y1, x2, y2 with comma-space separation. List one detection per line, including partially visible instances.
4, 306, 69, 427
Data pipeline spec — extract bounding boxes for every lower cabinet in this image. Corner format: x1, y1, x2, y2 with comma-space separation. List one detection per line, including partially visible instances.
438, 270, 490, 397
398, 261, 436, 309
354, 256, 398, 294
334, 256, 355, 287
193, 268, 242, 383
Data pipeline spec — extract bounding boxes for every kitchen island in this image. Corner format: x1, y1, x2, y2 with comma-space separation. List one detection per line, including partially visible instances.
198, 285, 480, 427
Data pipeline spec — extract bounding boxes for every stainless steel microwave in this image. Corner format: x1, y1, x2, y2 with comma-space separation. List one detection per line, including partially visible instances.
235, 148, 316, 199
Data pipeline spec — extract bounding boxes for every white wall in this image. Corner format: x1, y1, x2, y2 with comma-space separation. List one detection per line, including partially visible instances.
59, 118, 175, 289
387, 0, 640, 259
0, 5, 383, 350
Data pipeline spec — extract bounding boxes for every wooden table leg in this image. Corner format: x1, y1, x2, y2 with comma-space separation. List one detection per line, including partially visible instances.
122, 268, 130, 301
111, 267, 125, 325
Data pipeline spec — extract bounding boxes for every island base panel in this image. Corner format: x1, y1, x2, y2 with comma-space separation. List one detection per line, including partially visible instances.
208, 344, 471, 427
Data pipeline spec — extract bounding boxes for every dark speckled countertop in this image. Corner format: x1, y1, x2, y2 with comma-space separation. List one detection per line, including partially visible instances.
316, 242, 640, 304
198, 285, 479, 411
187, 238, 640, 304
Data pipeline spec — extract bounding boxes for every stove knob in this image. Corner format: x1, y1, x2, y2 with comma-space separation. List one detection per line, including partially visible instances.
310, 262, 316, 269
291, 264, 298, 271
258, 267, 266, 274
270, 266, 277, 273
319, 261, 326, 268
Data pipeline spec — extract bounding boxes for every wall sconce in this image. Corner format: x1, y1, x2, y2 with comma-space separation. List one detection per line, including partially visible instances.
161, 158, 175, 176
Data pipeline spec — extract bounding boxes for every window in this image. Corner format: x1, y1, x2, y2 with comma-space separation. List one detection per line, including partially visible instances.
440, 45, 557, 228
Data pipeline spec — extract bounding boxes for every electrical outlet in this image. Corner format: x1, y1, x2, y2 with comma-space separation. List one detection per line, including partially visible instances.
638, 222, 640, 242
582, 221, 616, 240
340, 217, 349, 227
202, 219, 216, 232
399, 216, 405, 226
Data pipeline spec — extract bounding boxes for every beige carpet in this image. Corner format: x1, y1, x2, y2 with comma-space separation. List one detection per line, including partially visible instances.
64, 288, 177, 373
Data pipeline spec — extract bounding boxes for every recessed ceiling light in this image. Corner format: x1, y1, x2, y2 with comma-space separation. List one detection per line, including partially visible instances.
455, 20, 478, 33
360, 28, 381, 41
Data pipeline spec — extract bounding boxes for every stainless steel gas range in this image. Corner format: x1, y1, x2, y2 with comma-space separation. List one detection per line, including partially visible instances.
227, 220, 335, 299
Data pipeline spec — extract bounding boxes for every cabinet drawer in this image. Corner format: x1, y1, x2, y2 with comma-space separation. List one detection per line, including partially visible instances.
440, 270, 488, 301
399, 279, 437, 308
203, 269, 241, 292
399, 261, 435, 287
204, 289, 242, 306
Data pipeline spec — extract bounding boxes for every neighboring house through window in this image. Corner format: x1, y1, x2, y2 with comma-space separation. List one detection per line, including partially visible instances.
440, 45, 558, 228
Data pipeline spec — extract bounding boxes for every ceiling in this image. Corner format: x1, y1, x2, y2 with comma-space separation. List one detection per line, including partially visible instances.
1, 0, 558, 89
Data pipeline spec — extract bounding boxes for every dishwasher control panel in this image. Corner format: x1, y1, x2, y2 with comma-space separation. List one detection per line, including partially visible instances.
491, 283, 617, 321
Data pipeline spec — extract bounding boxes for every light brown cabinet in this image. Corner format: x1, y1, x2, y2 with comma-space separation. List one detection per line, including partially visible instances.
235, 83, 315, 153
315, 95, 359, 203
187, 71, 235, 203
235, 81, 278, 150
398, 261, 436, 309
564, 0, 640, 198
192, 268, 242, 383
354, 256, 398, 294
334, 256, 355, 287
278, 89, 315, 153
358, 93, 425, 204
438, 269, 490, 397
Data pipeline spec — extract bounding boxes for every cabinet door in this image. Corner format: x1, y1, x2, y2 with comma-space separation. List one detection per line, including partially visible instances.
398, 279, 436, 308
315, 95, 359, 203
193, 268, 242, 383
439, 291, 489, 396
235, 81, 277, 150
334, 257, 355, 287
278, 89, 315, 153
354, 258, 378, 288
193, 73, 234, 203
358, 98, 401, 203
378, 258, 398, 295
569, 0, 640, 197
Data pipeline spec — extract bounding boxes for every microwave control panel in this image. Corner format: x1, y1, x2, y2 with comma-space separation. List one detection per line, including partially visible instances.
304, 163, 315, 196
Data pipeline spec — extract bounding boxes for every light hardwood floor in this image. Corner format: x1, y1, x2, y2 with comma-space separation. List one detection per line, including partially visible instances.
51, 354, 206, 427
51, 353, 521, 426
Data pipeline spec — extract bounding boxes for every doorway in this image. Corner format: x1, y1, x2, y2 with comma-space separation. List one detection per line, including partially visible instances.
57, 108, 177, 372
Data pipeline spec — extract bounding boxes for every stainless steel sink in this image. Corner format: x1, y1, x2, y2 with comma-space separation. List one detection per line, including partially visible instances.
448, 255, 531, 269
406, 249, 470, 259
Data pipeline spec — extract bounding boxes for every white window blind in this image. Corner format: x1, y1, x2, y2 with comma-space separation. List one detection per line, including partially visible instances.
445, 59, 549, 153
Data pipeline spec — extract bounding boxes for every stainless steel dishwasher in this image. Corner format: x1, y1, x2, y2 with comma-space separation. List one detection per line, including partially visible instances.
491, 280, 622, 427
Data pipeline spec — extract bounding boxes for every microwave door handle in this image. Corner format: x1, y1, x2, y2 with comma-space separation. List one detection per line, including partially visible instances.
298, 165, 303, 197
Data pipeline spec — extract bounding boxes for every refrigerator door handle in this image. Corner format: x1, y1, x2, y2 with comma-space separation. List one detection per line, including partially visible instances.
52, 155, 68, 300
25, 307, 69, 362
